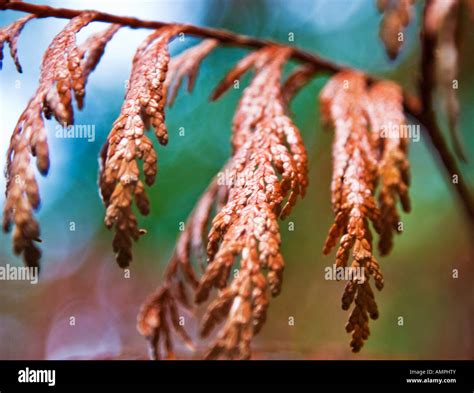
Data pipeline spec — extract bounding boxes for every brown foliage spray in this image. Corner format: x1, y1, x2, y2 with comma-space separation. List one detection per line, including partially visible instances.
195, 46, 308, 359
0, 13, 35, 72
166, 38, 218, 107
321, 70, 410, 352
3, 0, 472, 359
369, 81, 410, 255
99, 26, 180, 268
139, 46, 308, 359
377, 0, 415, 60
138, 177, 222, 359
2, 12, 115, 268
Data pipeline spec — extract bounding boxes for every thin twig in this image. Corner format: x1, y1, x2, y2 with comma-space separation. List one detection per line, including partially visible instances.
0, 0, 340, 72
1, 0, 472, 226
415, 0, 474, 223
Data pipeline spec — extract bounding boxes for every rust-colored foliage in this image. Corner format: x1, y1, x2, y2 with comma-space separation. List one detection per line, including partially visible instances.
2, 11, 114, 268
0, 13, 35, 72
194, 46, 308, 359
135, 38, 225, 359
282, 63, 318, 105
75, 24, 121, 109
321, 71, 382, 352
321, 70, 410, 352
4, 0, 472, 360
137, 284, 194, 360
138, 46, 309, 359
99, 26, 180, 268
369, 81, 410, 255
165, 38, 218, 107
138, 178, 223, 359
377, 0, 415, 60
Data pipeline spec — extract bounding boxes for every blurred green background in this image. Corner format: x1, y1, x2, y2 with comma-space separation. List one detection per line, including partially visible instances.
0, 0, 472, 359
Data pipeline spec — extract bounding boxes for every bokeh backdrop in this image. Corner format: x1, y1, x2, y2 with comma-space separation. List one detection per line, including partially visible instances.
0, 0, 473, 359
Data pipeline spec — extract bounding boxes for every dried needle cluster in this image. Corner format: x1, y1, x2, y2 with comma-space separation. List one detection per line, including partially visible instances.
377, 0, 471, 161
370, 81, 410, 255
75, 24, 121, 109
194, 46, 307, 359
165, 38, 219, 107
377, 0, 415, 60
138, 178, 224, 359
137, 284, 194, 360
321, 70, 410, 352
99, 26, 180, 268
282, 63, 318, 105
0, 13, 35, 72
2, 12, 117, 268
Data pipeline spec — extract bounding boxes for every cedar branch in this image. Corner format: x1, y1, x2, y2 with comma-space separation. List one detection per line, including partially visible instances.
1, 0, 472, 225
0, 1, 339, 72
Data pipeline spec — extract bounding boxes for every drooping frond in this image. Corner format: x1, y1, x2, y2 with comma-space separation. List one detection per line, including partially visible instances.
166, 38, 218, 107
282, 63, 317, 105
75, 23, 121, 109
210, 47, 274, 102
137, 284, 194, 360
0, 13, 35, 72
99, 26, 181, 268
321, 70, 411, 352
377, 0, 415, 60
2, 12, 112, 268
137, 177, 223, 359
321, 70, 382, 352
193, 46, 308, 359
368, 81, 410, 255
